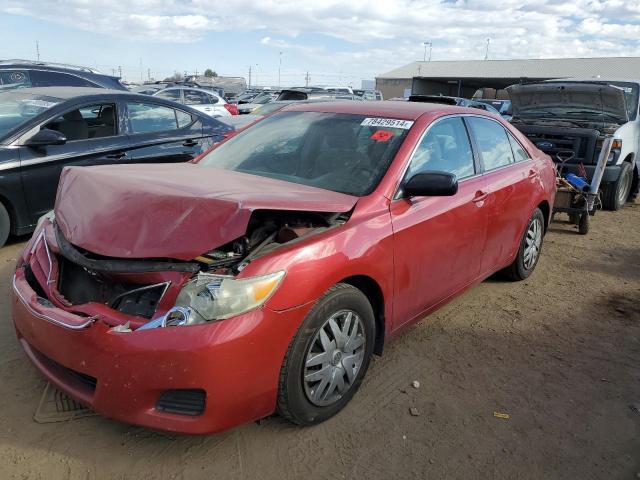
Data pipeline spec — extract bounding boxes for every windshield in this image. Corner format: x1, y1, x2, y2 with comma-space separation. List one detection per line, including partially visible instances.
608, 81, 639, 120
198, 111, 412, 196
0, 91, 61, 138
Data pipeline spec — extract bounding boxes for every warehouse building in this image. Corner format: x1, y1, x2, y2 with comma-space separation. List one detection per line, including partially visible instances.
375, 57, 640, 100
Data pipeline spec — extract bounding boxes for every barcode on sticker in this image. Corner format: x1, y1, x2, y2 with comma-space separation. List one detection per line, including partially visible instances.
361, 118, 414, 129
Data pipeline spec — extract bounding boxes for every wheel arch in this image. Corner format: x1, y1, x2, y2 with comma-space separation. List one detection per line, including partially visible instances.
0, 192, 16, 235
339, 275, 386, 356
536, 199, 550, 232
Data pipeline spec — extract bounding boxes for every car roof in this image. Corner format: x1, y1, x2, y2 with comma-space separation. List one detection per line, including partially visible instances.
9, 86, 131, 100
283, 100, 467, 120
160, 86, 222, 95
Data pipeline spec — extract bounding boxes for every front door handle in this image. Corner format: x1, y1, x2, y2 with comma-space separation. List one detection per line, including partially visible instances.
106, 151, 126, 159
528, 169, 538, 179
472, 190, 489, 203
183, 140, 198, 147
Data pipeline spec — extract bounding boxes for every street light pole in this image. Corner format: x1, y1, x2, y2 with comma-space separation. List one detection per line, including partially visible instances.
484, 38, 491, 61
423, 41, 432, 62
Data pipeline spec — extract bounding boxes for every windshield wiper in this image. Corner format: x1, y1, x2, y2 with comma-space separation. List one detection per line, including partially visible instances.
566, 110, 624, 121
518, 108, 558, 117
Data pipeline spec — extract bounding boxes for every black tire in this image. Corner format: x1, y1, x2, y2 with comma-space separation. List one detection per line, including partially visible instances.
277, 283, 375, 426
503, 208, 545, 281
0, 203, 10, 248
568, 213, 580, 225
578, 212, 589, 235
602, 162, 632, 211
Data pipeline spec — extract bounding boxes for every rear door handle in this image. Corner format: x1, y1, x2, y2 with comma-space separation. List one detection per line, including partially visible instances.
528, 169, 538, 179
183, 140, 198, 147
472, 190, 489, 203
106, 152, 126, 159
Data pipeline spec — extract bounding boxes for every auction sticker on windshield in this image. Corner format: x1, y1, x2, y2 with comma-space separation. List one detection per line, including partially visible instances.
361, 118, 414, 129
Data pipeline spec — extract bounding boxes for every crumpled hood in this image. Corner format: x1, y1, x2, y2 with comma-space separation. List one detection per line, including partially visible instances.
507, 82, 629, 123
54, 163, 358, 260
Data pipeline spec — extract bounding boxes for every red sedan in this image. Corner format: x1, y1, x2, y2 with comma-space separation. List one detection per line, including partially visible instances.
12, 101, 556, 434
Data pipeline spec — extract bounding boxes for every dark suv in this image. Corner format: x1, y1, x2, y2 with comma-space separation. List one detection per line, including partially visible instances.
0, 60, 127, 91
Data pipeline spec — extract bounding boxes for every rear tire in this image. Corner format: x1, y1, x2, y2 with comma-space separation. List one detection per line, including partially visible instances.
277, 283, 375, 426
602, 162, 632, 211
503, 208, 545, 281
0, 203, 10, 248
578, 212, 589, 235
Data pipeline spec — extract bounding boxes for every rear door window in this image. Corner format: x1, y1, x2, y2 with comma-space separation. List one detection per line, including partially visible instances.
184, 90, 216, 105
127, 102, 179, 133
407, 116, 475, 180
466, 117, 515, 171
155, 89, 181, 102
0, 70, 31, 89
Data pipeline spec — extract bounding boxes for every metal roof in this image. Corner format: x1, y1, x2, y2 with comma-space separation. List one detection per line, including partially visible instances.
377, 57, 640, 80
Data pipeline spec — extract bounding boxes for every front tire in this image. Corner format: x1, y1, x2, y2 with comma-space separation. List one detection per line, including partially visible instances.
503, 208, 545, 281
602, 162, 632, 211
0, 203, 10, 248
277, 283, 375, 426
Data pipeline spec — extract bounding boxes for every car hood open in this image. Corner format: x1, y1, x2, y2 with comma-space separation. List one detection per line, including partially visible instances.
507, 82, 629, 123
54, 163, 358, 260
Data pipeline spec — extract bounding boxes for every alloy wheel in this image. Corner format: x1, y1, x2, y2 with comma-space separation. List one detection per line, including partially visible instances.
303, 309, 366, 407
618, 169, 632, 205
523, 217, 543, 270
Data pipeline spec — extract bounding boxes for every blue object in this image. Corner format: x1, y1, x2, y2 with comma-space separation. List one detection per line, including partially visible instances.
564, 173, 590, 192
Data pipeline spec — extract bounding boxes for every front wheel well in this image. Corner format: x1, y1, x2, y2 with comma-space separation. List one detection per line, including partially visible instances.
339, 275, 385, 356
536, 200, 550, 232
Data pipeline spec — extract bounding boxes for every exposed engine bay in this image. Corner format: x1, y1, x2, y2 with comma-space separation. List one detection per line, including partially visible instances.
511, 117, 620, 165
192, 209, 349, 275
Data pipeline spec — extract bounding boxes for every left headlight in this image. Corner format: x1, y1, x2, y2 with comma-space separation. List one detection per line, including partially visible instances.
173, 271, 286, 325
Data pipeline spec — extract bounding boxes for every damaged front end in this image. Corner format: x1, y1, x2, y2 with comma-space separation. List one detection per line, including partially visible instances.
17, 209, 348, 332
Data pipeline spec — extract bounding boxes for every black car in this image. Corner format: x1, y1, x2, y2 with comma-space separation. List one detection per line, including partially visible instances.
0, 60, 127, 91
0, 87, 232, 245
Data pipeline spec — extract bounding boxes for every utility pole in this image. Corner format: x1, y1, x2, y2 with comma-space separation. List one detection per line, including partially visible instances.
248, 65, 252, 88
118, 65, 122, 80
305, 71, 310, 87
484, 38, 490, 61
423, 41, 432, 62
278, 51, 282, 87
35, 40, 40, 61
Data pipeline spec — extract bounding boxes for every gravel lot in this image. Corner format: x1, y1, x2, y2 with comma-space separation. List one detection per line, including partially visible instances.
0, 202, 638, 480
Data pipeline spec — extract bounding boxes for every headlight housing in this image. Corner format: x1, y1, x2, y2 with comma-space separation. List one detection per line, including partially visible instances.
173, 271, 285, 325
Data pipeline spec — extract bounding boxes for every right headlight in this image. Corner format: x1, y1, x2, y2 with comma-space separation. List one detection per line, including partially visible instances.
172, 271, 286, 325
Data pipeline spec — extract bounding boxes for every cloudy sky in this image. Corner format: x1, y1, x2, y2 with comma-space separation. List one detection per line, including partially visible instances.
1, 0, 639, 87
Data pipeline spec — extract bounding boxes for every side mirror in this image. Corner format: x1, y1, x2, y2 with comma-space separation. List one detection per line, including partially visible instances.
403, 171, 458, 197
25, 129, 67, 147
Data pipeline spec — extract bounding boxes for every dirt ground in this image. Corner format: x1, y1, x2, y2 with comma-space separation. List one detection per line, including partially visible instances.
0, 202, 638, 480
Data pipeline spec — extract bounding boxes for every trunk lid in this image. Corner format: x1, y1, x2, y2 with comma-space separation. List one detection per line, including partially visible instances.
55, 163, 357, 260
507, 82, 629, 123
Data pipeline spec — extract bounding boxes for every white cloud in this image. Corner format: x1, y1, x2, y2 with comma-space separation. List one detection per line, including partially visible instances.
1, 0, 639, 81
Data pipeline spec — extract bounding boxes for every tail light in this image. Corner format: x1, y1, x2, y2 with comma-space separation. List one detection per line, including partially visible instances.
223, 103, 238, 116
